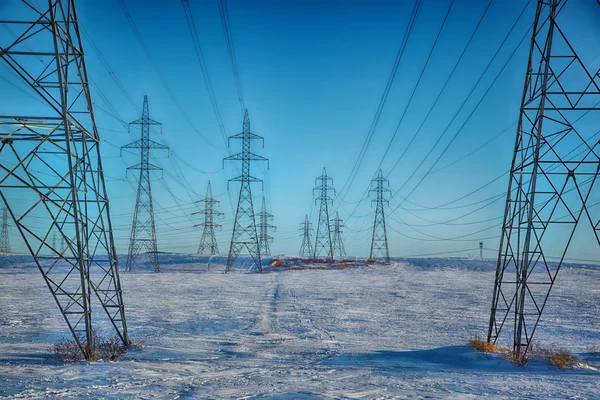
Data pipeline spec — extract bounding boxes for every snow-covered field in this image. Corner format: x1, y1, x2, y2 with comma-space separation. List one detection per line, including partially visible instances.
0, 255, 599, 399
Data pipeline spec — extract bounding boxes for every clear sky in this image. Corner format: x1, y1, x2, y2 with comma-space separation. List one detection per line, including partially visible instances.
2, 0, 600, 261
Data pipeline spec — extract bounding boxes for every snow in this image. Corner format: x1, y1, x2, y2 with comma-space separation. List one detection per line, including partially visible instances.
0, 255, 599, 398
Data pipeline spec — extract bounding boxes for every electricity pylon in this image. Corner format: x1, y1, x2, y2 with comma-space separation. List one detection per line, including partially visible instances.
369, 169, 390, 263
313, 168, 335, 259
257, 197, 276, 257
0, 0, 129, 358
0, 206, 9, 253
299, 215, 313, 258
194, 181, 223, 255
331, 212, 346, 258
487, 0, 600, 358
223, 109, 268, 273
122, 96, 168, 273
479, 242, 483, 259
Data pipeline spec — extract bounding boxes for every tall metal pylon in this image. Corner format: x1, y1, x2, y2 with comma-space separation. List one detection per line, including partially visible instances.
479, 242, 483, 259
0, 206, 9, 253
487, 0, 600, 357
331, 212, 346, 258
369, 169, 390, 263
257, 197, 276, 257
122, 96, 168, 273
0, 0, 129, 358
194, 181, 223, 255
224, 109, 268, 273
313, 168, 335, 259
299, 214, 313, 258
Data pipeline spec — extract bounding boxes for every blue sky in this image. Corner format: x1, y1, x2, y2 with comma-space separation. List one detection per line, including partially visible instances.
2, 0, 600, 260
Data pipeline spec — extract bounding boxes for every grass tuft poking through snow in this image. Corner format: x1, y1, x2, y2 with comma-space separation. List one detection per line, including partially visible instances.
532, 345, 579, 369
468, 338, 502, 353
54, 331, 128, 363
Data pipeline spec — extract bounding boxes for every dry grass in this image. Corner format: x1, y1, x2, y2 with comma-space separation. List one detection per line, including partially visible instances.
468, 338, 502, 353
532, 345, 578, 369
54, 330, 128, 363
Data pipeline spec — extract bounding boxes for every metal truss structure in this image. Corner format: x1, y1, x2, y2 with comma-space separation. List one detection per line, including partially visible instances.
194, 180, 223, 255
0, 0, 129, 359
224, 109, 268, 273
331, 212, 346, 258
122, 96, 168, 273
369, 169, 390, 263
257, 196, 276, 257
313, 168, 335, 259
299, 214, 313, 258
487, 0, 600, 357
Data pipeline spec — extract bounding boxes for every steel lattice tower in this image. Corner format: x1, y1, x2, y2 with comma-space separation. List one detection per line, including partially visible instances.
299, 215, 313, 258
487, 0, 600, 357
331, 212, 346, 258
313, 168, 335, 259
122, 96, 168, 273
257, 197, 276, 257
224, 109, 268, 273
479, 242, 483, 259
0, 0, 129, 358
0, 206, 9, 253
369, 169, 390, 263
194, 181, 223, 255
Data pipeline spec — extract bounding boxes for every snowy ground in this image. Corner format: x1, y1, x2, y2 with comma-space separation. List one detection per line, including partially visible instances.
0, 255, 599, 399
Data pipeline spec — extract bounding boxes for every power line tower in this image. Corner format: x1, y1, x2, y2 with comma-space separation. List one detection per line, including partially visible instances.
194, 181, 223, 255
313, 168, 335, 259
369, 169, 391, 263
224, 109, 268, 273
479, 241, 483, 259
331, 212, 346, 258
122, 96, 168, 273
0, 207, 9, 253
257, 197, 276, 257
0, 0, 129, 358
487, 0, 600, 358
299, 215, 313, 258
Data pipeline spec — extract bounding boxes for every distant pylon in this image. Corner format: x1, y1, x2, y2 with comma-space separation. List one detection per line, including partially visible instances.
50, 231, 58, 255
331, 212, 346, 258
257, 197, 276, 257
369, 169, 390, 263
0, 207, 9, 253
0, 0, 129, 358
299, 215, 313, 258
223, 110, 268, 273
122, 96, 168, 273
313, 168, 335, 259
194, 181, 223, 255
487, 0, 600, 358
479, 242, 483, 259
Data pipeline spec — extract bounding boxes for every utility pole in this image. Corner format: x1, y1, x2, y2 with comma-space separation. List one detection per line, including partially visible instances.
299, 215, 313, 258
0, 207, 9, 253
313, 168, 335, 260
223, 109, 268, 273
257, 197, 276, 257
0, 0, 129, 358
194, 181, 223, 255
331, 212, 346, 259
487, 0, 600, 357
122, 96, 168, 273
369, 169, 391, 263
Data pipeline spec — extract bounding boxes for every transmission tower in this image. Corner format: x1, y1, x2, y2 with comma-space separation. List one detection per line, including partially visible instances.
369, 169, 391, 263
223, 109, 268, 273
487, 0, 600, 357
122, 96, 168, 273
331, 212, 346, 258
0, 0, 129, 358
194, 181, 223, 255
299, 215, 313, 258
479, 242, 483, 259
313, 168, 335, 259
0, 206, 9, 253
257, 197, 276, 257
